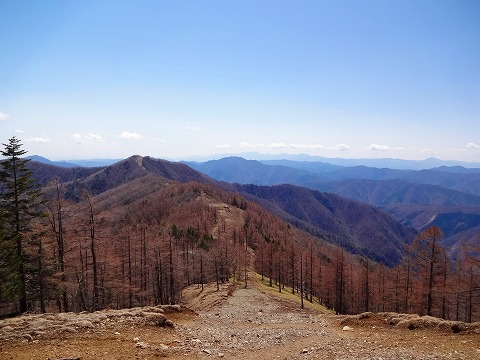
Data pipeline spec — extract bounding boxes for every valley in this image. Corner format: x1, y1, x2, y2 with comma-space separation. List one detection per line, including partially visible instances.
187, 156, 480, 258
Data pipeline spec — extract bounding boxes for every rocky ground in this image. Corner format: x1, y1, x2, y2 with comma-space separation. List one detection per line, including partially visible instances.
1, 276, 479, 360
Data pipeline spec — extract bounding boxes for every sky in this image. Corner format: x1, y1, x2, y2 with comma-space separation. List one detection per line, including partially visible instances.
0, 0, 479, 162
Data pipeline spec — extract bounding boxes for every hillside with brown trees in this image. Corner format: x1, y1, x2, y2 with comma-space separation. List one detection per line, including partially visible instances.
28, 156, 417, 266
1, 153, 478, 326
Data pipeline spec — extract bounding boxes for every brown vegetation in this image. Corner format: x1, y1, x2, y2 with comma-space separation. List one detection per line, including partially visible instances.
1, 154, 479, 325
1, 277, 479, 359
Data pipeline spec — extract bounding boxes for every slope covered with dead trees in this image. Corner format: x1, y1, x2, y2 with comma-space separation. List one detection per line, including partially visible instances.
1, 139, 479, 322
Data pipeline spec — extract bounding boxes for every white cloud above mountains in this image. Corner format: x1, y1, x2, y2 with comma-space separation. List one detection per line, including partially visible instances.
466, 142, 480, 150
0, 112, 10, 121
238, 142, 325, 150
330, 143, 350, 151
118, 131, 142, 140
369, 144, 390, 152
215, 142, 352, 153
25, 137, 51, 143
71, 133, 105, 145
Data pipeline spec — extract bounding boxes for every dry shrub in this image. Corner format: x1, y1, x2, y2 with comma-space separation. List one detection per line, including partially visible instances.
165, 319, 175, 328
28, 318, 55, 332
73, 320, 95, 329
396, 315, 439, 330
384, 313, 418, 327
22, 333, 33, 341
58, 326, 78, 333
178, 306, 198, 317
340, 316, 358, 326
379, 312, 403, 319
160, 305, 181, 313
57, 312, 76, 321
450, 321, 480, 334
387, 317, 403, 326
29, 330, 46, 337
147, 306, 166, 314
393, 315, 480, 334
339, 312, 374, 326
125, 307, 146, 316
227, 283, 236, 296
89, 312, 108, 323
105, 309, 131, 318
358, 312, 373, 320
41, 314, 57, 321
144, 312, 168, 326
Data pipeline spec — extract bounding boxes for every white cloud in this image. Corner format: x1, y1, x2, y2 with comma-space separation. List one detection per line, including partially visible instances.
183, 126, 201, 131
466, 142, 480, 150
283, 143, 324, 150
0, 112, 10, 121
239, 141, 254, 148
25, 137, 51, 143
330, 143, 350, 151
239, 142, 324, 150
71, 133, 105, 145
422, 148, 436, 155
214, 144, 233, 149
15, 129, 25, 134
369, 144, 389, 152
269, 142, 289, 149
118, 131, 142, 140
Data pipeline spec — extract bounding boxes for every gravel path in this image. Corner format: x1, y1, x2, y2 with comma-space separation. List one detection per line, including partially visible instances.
1, 278, 478, 359
176, 285, 324, 357
173, 279, 480, 360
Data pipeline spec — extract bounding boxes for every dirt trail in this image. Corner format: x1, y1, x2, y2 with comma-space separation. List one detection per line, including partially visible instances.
1, 275, 479, 359
179, 275, 480, 360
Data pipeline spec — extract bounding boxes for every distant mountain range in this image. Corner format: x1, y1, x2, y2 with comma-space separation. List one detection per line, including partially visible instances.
26, 154, 480, 262
260, 155, 480, 170
185, 156, 480, 258
186, 157, 480, 197
29, 153, 480, 170
26, 155, 418, 266
180, 152, 480, 170
28, 155, 121, 168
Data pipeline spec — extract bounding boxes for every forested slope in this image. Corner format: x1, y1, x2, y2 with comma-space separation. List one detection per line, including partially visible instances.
0, 155, 477, 324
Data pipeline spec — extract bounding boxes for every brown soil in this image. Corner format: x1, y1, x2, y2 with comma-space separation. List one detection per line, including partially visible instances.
1, 276, 479, 360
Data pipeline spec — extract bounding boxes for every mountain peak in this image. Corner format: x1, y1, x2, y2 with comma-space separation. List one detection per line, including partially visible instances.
129, 154, 145, 168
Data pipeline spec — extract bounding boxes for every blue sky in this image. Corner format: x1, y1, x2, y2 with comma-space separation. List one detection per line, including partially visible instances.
1, 0, 479, 161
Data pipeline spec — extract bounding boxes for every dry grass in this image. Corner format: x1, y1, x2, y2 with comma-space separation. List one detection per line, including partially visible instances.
255, 273, 334, 314
0, 304, 182, 342
180, 282, 232, 312
339, 311, 480, 334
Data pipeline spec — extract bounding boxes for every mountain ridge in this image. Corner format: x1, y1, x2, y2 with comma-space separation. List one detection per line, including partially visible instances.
30, 153, 480, 170
26, 155, 416, 266
232, 183, 416, 266
181, 156, 480, 256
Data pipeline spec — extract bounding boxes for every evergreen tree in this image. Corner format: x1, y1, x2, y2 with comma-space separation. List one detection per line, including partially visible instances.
0, 136, 44, 312
0, 207, 18, 304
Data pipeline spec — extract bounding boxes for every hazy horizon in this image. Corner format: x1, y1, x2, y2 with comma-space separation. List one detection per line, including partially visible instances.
26, 151, 480, 170
1, 1, 479, 162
